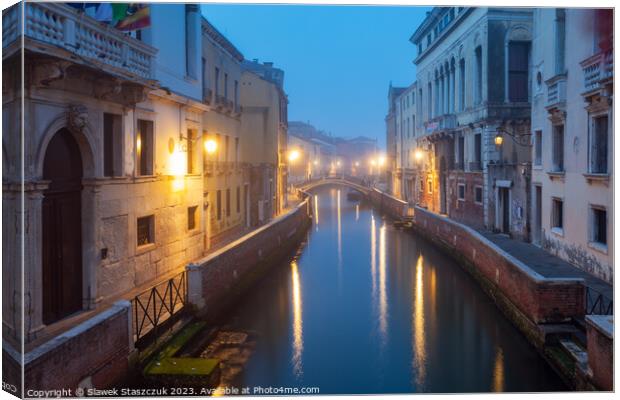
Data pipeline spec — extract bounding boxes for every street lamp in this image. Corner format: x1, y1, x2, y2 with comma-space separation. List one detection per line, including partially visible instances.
494, 133, 504, 147
288, 149, 301, 162
414, 148, 425, 162
204, 138, 218, 154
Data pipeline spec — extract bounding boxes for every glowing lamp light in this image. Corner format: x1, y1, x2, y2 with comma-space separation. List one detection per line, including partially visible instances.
288, 149, 301, 162
414, 149, 424, 161
313, 159, 319, 166
169, 145, 187, 177
494, 134, 504, 146
378, 156, 386, 166
370, 159, 377, 166
355, 161, 360, 167
204, 138, 217, 154
136, 136, 142, 153
336, 160, 341, 167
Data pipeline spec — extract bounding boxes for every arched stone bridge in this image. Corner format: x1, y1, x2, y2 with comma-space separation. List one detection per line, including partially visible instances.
295, 176, 372, 195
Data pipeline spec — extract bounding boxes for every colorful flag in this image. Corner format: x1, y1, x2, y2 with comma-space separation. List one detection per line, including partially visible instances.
114, 4, 151, 31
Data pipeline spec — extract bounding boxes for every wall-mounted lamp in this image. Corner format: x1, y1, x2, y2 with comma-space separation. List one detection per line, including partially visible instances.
494, 133, 504, 147
204, 138, 217, 154
288, 149, 301, 162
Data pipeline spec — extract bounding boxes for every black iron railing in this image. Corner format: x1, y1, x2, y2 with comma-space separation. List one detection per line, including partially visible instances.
585, 286, 613, 315
132, 271, 188, 346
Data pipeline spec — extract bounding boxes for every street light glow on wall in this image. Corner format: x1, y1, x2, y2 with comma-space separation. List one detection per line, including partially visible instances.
204, 138, 217, 154
414, 148, 424, 162
288, 149, 301, 162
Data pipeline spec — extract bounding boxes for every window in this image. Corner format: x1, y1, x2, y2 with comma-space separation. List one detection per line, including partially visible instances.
201, 57, 208, 99
552, 124, 564, 172
475, 47, 482, 104
226, 188, 231, 217
224, 136, 230, 162
534, 130, 542, 166
216, 190, 222, 220
590, 115, 608, 173
187, 206, 197, 230
457, 135, 465, 169
508, 42, 530, 102
234, 80, 239, 107
474, 186, 483, 204
555, 9, 566, 74
474, 133, 482, 169
236, 186, 241, 213
420, 178, 425, 193
551, 198, 563, 230
137, 215, 154, 246
215, 67, 220, 96
136, 119, 153, 176
457, 183, 465, 200
215, 134, 221, 162
427, 82, 433, 119
427, 177, 433, 194
187, 129, 196, 174
426, 34, 431, 46
459, 59, 465, 110
235, 137, 239, 164
224, 73, 228, 99
591, 207, 607, 245
103, 113, 122, 177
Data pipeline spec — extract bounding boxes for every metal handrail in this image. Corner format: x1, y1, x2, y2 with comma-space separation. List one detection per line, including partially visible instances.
585, 286, 613, 315
132, 270, 188, 345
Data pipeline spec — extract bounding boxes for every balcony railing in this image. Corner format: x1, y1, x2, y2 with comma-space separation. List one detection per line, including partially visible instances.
545, 74, 567, 110
424, 114, 457, 134
581, 49, 613, 94
2, 3, 156, 81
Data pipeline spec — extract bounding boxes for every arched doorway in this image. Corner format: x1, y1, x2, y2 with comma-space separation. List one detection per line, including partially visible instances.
42, 128, 83, 324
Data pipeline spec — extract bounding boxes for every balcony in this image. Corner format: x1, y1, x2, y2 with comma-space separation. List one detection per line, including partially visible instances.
423, 114, 456, 140
581, 49, 613, 96
3, 2, 156, 82
545, 74, 567, 112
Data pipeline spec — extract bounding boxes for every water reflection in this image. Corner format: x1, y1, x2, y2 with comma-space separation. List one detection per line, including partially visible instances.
225, 186, 565, 394
413, 255, 426, 387
313, 195, 319, 230
378, 223, 388, 344
291, 261, 303, 378
493, 346, 505, 392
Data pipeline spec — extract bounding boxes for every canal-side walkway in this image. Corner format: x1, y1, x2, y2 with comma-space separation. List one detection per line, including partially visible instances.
477, 231, 613, 311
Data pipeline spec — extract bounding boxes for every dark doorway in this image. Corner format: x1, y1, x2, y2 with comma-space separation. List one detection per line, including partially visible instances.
498, 187, 510, 234
42, 128, 83, 324
534, 185, 542, 245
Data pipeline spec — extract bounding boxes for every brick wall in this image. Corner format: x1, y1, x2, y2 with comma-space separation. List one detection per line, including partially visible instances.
188, 199, 312, 316
448, 170, 484, 229
3, 301, 132, 396
585, 316, 613, 391
412, 206, 584, 325
368, 188, 409, 219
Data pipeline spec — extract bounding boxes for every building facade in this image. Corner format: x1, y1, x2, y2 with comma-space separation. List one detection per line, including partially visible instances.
240, 63, 288, 226
2, 2, 289, 376
386, 84, 405, 195
392, 82, 418, 202
410, 7, 533, 239
530, 8, 613, 283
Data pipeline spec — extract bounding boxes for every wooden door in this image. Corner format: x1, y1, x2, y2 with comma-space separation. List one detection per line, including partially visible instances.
42, 128, 83, 324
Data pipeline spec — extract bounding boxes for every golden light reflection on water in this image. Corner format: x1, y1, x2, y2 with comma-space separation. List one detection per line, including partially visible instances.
413, 254, 426, 387
378, 223, 388, 343
313, 194, 319, 230
371, 213, 377, 301
337, 190, 342, 264
291, 261, 303, 378
493, 346, 505, 392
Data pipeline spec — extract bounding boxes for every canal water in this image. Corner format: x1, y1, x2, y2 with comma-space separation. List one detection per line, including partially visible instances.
212, 185, 565, 394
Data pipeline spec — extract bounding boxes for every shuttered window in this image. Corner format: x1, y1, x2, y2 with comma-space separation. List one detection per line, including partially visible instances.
508, 42, 530, 102
590, 115, 608, 174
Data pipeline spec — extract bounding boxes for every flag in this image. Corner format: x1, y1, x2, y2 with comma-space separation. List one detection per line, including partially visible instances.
114, 4, 151, 31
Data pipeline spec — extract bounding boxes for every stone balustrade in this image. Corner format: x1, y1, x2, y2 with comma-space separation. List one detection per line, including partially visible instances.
545, 74, 567, 110
3, 2, 156, 81
581, 48, 613, 94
